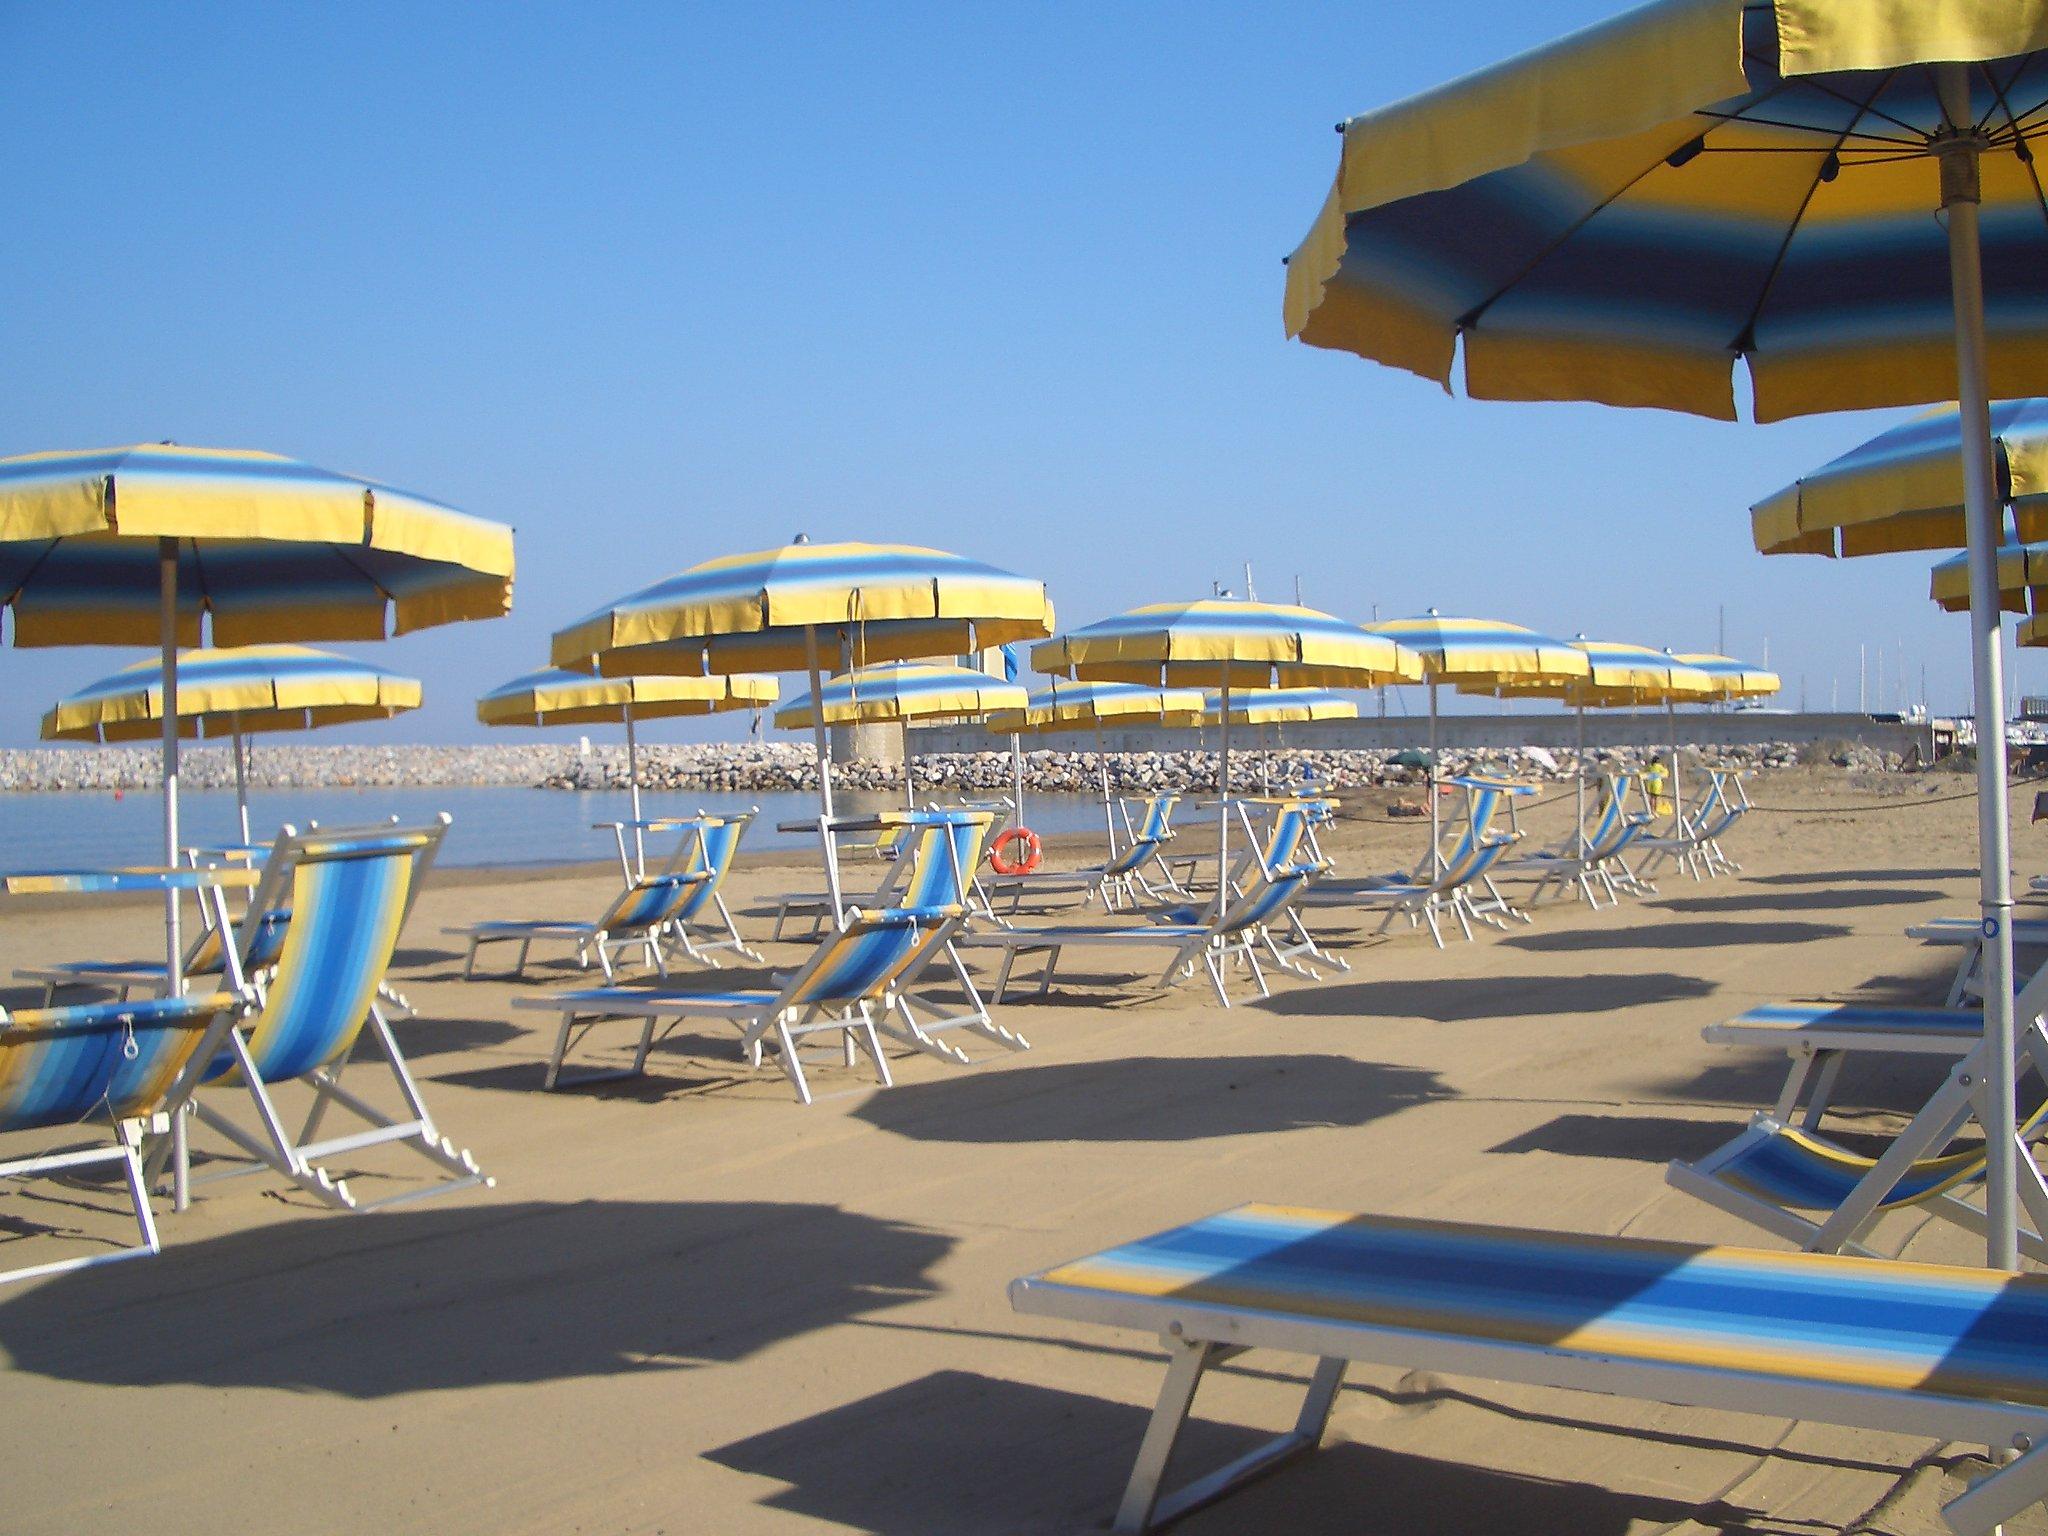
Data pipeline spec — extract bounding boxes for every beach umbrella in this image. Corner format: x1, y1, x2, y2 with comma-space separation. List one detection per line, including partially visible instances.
1285, 0, 2048, 1271
0, 443, 514, 991
987, 680, 1207, 853
1199, 687, 1359, 793
1671, 653, 1781, 701
775, 661, 1028, 811
43, 644, 423, 847
1034, 599, 1419, 898
550, 537, 1053, 922
1367, 613, 1591, 870
477, 668, 777, 876
1464, 641, 1715, 858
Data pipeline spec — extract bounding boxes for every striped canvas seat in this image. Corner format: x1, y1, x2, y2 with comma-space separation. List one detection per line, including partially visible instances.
1012, 1203, 2048, 1534
1314, 782, 1527, 946
169, 824, 490, 1212
1705, 1000, 1987, 1050
515, 907, 965, 1103
659, 813, 762, 966
1, 985, 238, 1283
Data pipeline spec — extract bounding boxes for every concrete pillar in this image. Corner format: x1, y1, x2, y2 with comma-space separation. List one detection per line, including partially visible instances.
830, 720, 903, 766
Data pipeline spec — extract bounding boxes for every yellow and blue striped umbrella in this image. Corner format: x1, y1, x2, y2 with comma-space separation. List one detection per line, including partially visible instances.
478, 668, 776, 728
43, 645, 421, 743
550, 539, 1054, 678
0, 444, 514, 647
1284, 4, 2048, 424
1033, 598, 1419, 690
1200, 688, 1358, 728
480, 668, 776, 875
1671, 653, 1781, 701
1931, 543, 2048, 615
0, 443, 513, 991
1469, 641, 1715, 707
775, 661, 1026, 730
986, 680, 1206, 735
1364, 614, 1591, 686
44, 645, 424, 846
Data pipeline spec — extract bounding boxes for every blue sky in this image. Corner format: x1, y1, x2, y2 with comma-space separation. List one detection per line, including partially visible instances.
0, 2, 2018, 746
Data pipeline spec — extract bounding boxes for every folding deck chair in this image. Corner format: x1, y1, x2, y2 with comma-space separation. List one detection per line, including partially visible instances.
957, 843, 1327, 1008
986, 792, 1190, 913
449, 865, 709, 980
1010, 1204, 2048, 1535
0, 865, 250, 1282
513, 905, 966, 1104
1495, 770, 1655, 909
157, 824, 491, 1212
1307, 777, 1531, 946
1668, 978, 2048, 1260
651, 811, 764, 967
1635, 766, 1739, 883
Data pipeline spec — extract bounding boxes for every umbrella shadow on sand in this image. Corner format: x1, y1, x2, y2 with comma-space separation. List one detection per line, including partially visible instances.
707, 1369, 1759, 1535
1746, 868, 1974, 886
1254, 972, 1715, 1023
1504, 919, 1847, 953
1652, 887, 1940, 914
0, 1199, 951, 1397
853, 1055, 1448, 1144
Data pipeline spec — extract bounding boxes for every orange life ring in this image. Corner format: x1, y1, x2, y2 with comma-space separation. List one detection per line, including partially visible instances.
989, 826, 1043, 875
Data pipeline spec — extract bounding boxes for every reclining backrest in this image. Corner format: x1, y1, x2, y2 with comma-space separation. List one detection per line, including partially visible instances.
784, 909, 959, 1008
671, 813, 750, 919
897, 811, 995, 910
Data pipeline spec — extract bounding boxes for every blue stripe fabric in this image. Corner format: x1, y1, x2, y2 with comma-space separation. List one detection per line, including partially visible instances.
1032, 1204, 2048, 1406
0, 993, 224, 1131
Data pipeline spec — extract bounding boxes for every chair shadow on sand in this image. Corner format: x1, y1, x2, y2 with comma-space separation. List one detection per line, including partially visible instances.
1254, 972, 1716, 1023
1488, 1112, 1752, 1164
706, 1369, 1760, 1535
1505, 919, 1849, 953
852, 1055, 1448, 1144
0, 1199, 952, 1397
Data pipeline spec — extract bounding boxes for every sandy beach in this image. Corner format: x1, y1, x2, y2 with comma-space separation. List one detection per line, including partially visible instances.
0, 773, 2036, 1535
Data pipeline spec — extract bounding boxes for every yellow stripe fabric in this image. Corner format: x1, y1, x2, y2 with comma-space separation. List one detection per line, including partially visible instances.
477, 668, 776, 727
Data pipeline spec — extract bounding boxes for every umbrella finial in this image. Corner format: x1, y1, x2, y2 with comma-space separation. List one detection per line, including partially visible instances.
793, 532, 811, 545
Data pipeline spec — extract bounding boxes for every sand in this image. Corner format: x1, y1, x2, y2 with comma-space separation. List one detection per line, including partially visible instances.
0, 771, 2039, 1536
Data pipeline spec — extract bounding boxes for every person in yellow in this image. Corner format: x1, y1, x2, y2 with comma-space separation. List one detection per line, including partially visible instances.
1643, 754, 1671, 818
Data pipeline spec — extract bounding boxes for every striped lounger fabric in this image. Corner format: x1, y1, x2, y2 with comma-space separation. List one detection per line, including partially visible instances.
1011, 1204, 2048, 1534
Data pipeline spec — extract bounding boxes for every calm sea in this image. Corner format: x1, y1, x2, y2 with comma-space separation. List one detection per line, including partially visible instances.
0, 786, 1119, 871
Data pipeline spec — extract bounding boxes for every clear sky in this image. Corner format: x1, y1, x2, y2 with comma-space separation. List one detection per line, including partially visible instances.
0, 2, 2023, 748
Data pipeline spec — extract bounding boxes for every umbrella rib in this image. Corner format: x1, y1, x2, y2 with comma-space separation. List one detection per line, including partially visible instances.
0, 536, 62, 607
1693, 102, 1922, 148
1724, 69, 1898, 357
1982, 73, 2048, 234
1455, 78, 1798, 331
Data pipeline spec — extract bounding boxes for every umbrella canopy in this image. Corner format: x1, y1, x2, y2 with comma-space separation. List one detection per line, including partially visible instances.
0, 443, 514, 993
1200, 688, 1359, 727
986, 681, 1207, 734
0, 444, 514, 645
477, 668, 776, 728
1670, 653, 1781, 700
1464, 642, 1714, 707
550, 539, 1054, 678
1033, 599, 1419, 690
774, 661, 1026, 730
43, 644, 421, 742
1932, 542, 2048, 614
1284, 4, 2048, 423
1364, 614, 1590, 686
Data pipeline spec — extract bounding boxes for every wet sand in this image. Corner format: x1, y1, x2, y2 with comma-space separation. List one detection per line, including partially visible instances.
0, 771, 2036, 1535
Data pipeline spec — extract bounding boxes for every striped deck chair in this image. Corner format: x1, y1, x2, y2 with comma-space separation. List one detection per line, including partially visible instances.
1497, 770, 1654, 909
1010, 1205, 2048, 1535
449, 865, 709, 981
512, 906, 966, 1104
1635, 767, 1731, 883
957, 849, 1325, 1008
161, 825, 491, 1212
769, 815, 926, 940
1690, 768, 1753, 876
988, 793, 1188, 913
1669, 987, 2048, 1260
1308, 779, 1528, 947
0, 991, 240, 1283
651, 811, 764, 968
1218, 798, 1346, 981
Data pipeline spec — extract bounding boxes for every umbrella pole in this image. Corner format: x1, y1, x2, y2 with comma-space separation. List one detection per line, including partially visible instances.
158, 539, 184, 995
625, 703, 645, 879
1939, 70, 2019, 1272
1093, 722, 1117, 857
804, 626, 845, 926
1575, 703, 1587, 860
1215, 678, 1232, 907
1428, 679, 1441, 874
232, 721, 251, 847
1010, 731, 1025, 829
903, 720, 915, 811
1668, 697, 1681, 833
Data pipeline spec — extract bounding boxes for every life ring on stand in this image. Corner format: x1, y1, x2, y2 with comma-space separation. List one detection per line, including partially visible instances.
989, 826, 1043, 875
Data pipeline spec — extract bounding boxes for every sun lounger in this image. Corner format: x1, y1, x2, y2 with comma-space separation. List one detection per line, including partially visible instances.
157, 823, 491, 1212
1908, 915, 2048, 1006
1010, 1203, 2048, 1535
1670, 991, 2048, 1259
957, 843, 1325, 1007
512, 905, 966, 1103
1496, 770, 1655, 909
649, 811, 763, 967
1306, 777, 1531, 946
1635, 768, 1736, 883
449, 864, 710, 981
769, 808, 988, 938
